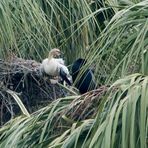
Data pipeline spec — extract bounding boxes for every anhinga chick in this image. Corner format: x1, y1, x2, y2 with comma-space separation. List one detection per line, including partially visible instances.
40, 48, 71, 85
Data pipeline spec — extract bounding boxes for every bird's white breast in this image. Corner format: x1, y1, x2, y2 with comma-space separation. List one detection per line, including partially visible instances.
41, 57, 70, 78
55, 58, 65, 65
41, 58, 59, 76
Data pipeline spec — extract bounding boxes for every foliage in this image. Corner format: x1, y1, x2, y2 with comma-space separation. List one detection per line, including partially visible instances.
0, 74, 147, 148
86, 1, 148, 85
0, 0, 148, 148
0, 86, 106, 147
0, 0, 112, 63
0, 0, 147, 84
85, 74, 148, 148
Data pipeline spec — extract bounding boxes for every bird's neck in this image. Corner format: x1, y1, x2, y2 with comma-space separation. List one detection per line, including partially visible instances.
48, 54, 53, 61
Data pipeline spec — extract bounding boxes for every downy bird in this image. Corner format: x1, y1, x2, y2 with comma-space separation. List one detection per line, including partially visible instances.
71, 58, 96, 94
40, 48, 71, 85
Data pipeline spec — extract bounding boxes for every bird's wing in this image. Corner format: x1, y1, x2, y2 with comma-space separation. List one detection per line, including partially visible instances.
59, 67, 72, 86
58, 64, 69, 75
55, 58, 65, 65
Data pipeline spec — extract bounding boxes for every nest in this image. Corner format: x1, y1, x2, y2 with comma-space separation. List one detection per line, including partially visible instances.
64, 86, 108, 121
0, 56, 68, 126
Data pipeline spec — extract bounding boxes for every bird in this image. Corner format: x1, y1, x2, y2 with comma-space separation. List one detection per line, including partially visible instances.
40, 48, 72, 85
71, 58, 96, 94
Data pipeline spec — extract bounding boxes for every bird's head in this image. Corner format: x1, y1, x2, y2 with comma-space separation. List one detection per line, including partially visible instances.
48, 48, 62, 58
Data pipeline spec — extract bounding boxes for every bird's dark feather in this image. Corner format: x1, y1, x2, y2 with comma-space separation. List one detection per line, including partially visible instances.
71, 58, 96, 94
59, 68, 72, 86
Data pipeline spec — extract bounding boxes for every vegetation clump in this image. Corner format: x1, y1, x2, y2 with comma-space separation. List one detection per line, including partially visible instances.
0, 0, 147, 147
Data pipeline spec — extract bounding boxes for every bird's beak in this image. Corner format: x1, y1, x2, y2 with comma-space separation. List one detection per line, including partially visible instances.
57, 51, 64, 58
60, 51, 64, 55
55, 51, 62, 57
